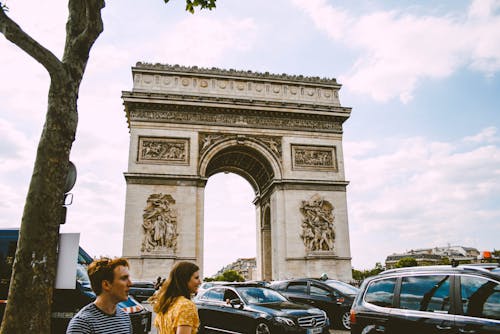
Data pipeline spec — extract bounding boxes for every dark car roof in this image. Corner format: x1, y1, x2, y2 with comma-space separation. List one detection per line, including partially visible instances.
271, 278, 332, 286
272, 278, 321, 283
221, 282, 271, 288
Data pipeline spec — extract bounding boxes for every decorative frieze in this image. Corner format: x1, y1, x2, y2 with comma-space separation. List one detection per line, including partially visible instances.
138, 137, 189, 165
300, 194, 335, 252
141, 193, 178, 254
199, 132, 282, 162
129, 109, 342, 133
292, 144, 337, 171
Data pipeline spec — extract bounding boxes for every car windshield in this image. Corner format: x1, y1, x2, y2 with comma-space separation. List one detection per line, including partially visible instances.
237, 287, 287, 304
325, 280, 359, 295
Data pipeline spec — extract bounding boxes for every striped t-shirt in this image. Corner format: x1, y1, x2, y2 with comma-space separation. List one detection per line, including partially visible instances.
66, 302, 132, 334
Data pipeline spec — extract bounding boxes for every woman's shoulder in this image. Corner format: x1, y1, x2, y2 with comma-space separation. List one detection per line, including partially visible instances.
174, 296, 196, 308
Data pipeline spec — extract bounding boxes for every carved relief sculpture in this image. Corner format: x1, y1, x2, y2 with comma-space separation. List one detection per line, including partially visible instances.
199, 132, 282, 161
300, 194, 335, 252
138, 137, 189, 164
292, 145, 337, 171
141, 193, 178, 253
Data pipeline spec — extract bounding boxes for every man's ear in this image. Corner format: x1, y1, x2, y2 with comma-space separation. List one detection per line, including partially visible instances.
101, 280, 113, 292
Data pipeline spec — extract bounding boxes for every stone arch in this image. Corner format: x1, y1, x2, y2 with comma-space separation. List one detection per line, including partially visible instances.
122, 63, 353, 282
199, 137, 282, 195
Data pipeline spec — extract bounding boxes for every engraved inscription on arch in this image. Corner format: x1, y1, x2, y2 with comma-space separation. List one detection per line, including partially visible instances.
291, 144, 337, 171
138, 137, 189, 165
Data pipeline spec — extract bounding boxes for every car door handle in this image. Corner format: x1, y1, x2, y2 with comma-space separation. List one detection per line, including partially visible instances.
436, 325, 452, 330
459, 329, 476, 334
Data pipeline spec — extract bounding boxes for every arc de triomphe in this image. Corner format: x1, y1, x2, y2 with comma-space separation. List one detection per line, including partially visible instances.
121, 63, 352, 281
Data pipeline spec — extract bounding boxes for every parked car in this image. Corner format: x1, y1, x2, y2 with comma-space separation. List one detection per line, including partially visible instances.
129, 281, 156, 302
195, 282, 330, 334
270, 278, 359, 330
350, 265, 500, 334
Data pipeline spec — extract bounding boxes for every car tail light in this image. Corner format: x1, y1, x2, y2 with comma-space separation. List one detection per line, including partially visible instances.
350, 309, 357, 325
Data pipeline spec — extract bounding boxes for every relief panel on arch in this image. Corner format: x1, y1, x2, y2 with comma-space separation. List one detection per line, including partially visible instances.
300, 194, 335, 253
291, 144, 337, 171
138, 136, 189, 165
141, 193, 178, 254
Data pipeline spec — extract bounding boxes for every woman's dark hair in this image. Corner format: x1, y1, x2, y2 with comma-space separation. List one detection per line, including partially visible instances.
152, 261, 199, 313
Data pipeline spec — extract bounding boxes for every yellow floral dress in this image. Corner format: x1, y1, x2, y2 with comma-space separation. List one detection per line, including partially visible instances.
154, 296, 199, 334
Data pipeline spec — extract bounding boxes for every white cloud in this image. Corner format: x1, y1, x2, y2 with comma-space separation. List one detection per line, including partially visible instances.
463, 126, 498, 143
345, 127, 500, 268
292, 0, 500, 102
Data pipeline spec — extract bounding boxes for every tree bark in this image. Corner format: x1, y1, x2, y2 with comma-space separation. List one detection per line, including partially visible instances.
0, 1, 104, 333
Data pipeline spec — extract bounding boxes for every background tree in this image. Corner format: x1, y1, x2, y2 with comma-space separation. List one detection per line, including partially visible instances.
396, 257, 418, 268
215, 270, 245, 282
352, 262, 385, 283
0, 1, 215, 332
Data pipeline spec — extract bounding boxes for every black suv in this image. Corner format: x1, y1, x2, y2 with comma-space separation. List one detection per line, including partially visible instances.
196, 282, 330, 334
129, 281, 156, 302
270, 278, 359, 330
350, 265, 500, 334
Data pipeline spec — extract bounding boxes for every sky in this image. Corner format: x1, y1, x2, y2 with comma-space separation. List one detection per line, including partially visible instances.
0, 0, 499, 277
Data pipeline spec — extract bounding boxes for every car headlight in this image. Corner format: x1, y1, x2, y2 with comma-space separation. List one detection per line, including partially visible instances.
275, 316, 295, 327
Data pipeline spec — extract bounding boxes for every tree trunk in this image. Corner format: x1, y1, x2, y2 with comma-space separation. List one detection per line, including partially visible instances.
0, 1, 104, 332
0, 79, 78, 333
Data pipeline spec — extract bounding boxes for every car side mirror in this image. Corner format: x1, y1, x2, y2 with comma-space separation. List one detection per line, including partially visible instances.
230, 298, 243, 309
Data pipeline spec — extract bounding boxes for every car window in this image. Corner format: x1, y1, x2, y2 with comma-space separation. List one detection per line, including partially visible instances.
286, 282, 307, 293
202, 288, 225, 302
238, 287, 287, 304
365, 277, 397, 308
460, 275, 500, 321
310, 284, 332, 297
326, 280, 359, 295
223, 289, 239, 302
399, 275, 451, 313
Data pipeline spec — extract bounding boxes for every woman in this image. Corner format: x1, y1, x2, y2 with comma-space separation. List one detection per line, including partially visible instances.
152, 261, 201, 334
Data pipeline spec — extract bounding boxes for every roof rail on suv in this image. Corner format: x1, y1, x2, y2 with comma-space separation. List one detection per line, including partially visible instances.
380, 264, 498, 276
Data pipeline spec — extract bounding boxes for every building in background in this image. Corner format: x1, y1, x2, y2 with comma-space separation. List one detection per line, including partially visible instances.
385, 245, 481, 268
215, 258, 257, 280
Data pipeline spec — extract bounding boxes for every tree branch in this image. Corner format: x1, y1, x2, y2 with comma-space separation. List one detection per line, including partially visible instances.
63, 0, 104, 79
0, 7, 64, 80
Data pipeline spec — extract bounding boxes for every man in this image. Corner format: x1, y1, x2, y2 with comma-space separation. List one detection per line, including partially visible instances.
67, 257, 133, 333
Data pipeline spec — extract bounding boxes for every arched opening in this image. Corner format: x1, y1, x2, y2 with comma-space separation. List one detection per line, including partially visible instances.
200, 143, 278, 280
261, 206, 272, 281
203, 144, 276, 195
203, 173, 256, 278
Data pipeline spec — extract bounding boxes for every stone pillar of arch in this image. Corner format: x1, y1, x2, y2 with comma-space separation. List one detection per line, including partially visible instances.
121, 63, 353, 281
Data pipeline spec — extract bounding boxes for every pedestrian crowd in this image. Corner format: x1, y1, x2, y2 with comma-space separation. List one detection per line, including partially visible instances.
66, 258, 201, 334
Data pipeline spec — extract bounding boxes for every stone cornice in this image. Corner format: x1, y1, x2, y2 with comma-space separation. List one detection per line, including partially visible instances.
124, 173, 207, 187
134, 62, 339, 85
130, 63, 348, 110
122, 91, 351, 116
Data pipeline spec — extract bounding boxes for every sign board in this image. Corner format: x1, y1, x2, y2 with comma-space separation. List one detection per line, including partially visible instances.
55, 233, 80, 289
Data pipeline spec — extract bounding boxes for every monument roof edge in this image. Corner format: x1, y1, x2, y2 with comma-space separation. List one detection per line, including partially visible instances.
132, 62, 340, 86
